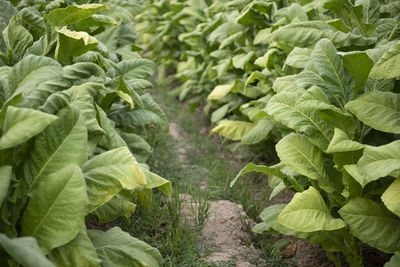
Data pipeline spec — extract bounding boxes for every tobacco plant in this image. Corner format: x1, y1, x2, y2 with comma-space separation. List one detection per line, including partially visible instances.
0, 1, 170, 266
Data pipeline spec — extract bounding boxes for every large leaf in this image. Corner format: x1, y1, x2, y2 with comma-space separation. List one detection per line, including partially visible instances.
44, 4, 107, 27
241, 118, 274, 145
339, 198, 400, 253
0, 106, 57, 150
269, 21, 376, 49
370, 41, 400, 79
276, 133, 336, 192
117, 58, 155, 80
382, 178, 400, 218
310, 39, 347, 106
345, 91, 400, 134
83, 147, 146, 213
0, 234, 55, 267
326, 128, 364, 153
278, 187, 346, 232
92, 197, 136, 224
22, 165, 88, 253
341, 51, 373, 96
88, 227, 162, 267
0, 165, 11, 206
357, 140, 400, 182
210, 120, 254, 141
23, 105, 87, 191
8, 55, 62, 97
49, 226, 100, 267
55, 29, 99, 64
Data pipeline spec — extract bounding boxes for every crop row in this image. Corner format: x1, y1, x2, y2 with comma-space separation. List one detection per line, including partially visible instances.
136, 0, 400, 266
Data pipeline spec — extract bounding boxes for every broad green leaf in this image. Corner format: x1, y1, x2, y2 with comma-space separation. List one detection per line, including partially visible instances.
0, 165, 11, 206
120, 132, 152, 159
44, 4, 108, 27
241, 118, 274, 145
278, 187, 346, 232
252, 222, 270, 234
232, 51, 254, 69
326, 128, 364, 153
310, 39, 347, 106
49, 226, 100, 267
269, 21, 376, 49
231, 162, 286, 187
88, 227, 162, 267
8, 55, 62, 97
63, 62, 106, 83
356, 0, 380, 24
140, 166, 172, 196
210, 120, 254, 141
0, 234, 55, 267
208, 83, 234, 100
343, 164, 369, 188
0, 0, 17, 25
339, 198, 400, 253
345, 91, 400, 134
370, 41, 400, 79
95, 104, 127, 150
385, 252, 400, 267
22, 165, 88, 253
16, 7, 45, 40
266, 91, 332, 150
23, 105, 87, 191
0, 107, 57, 150
83, 147, 146, 213
341, 51, 373, 96
2, 16, 33, 64
211, 103, 229, 123
117, 58, 155, 80
284, 47, 312, 69
56, 29, 99, 64
382, 178, 400, 218
357, 140, 400, 181
276, 134, 335, 192
92, 197, 136, 224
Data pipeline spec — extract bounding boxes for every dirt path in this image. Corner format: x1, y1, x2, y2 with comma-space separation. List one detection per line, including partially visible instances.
169, 122, 265, 266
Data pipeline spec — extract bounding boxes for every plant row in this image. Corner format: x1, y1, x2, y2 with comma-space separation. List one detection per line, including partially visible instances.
136, 0, 400, 266
0, 0, 170, 266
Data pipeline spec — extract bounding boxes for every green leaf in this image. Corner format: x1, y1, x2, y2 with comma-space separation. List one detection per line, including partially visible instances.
55, 29, 99, 64
63, 62, 106, 83
241, 118, 274, 145
208, 83, 235, 100
339, 198, 400, 253
210, 120, 254, 141
232, 51, 254, 69
284, 47, 312, 69
278, 187, 346, 232
341, 51, 373, 97
269, 21, 376, 49
88, 227, 162, 267
345, 91, 400, 134
326, 128, 364, 153
343, 164, 369, 188
357, 140, 400, 181
117, 58, 155, 80
385, 252, 400, 267
83, 147, 146, 213
0, 165, 11, 206
0, 234, 55, 267
276, 134, 336, 193
309, 39, 347, 106
231, 162, 287, 187
2, 16, 33, 64
22, 165, 88, 253
211, 103, 229, 123
8, 55, 62, 97
49, 226, 100, 267
44, 4, 108, 27
370, 41, 400, 79
0, 106, 57, 150
92, 197, 136, 224
23, 105, 87, 191
382, 178, 400, 218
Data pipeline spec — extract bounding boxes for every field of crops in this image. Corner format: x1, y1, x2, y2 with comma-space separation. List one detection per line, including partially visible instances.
0, 0, 399, 266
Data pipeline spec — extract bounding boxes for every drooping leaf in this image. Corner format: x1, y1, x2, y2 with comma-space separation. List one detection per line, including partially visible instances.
210, 120, 254, 141
92, 197, 136, 224
278, 187, 346, 232
83, 147, 146, 213
326, 128, 364, 153
370, 41, 400, 79
382, 178, 400, 218
0, 106, 57, 150
22, 165, 88, 253
241, 118, 274, 145
23, 105, 87, 191
88, 227, 162, 267
0, 234, 55, 267
44, 4, 108, 27
345, 91, 400, 134
339, 198, 400, 253
49, 225, 100, 267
